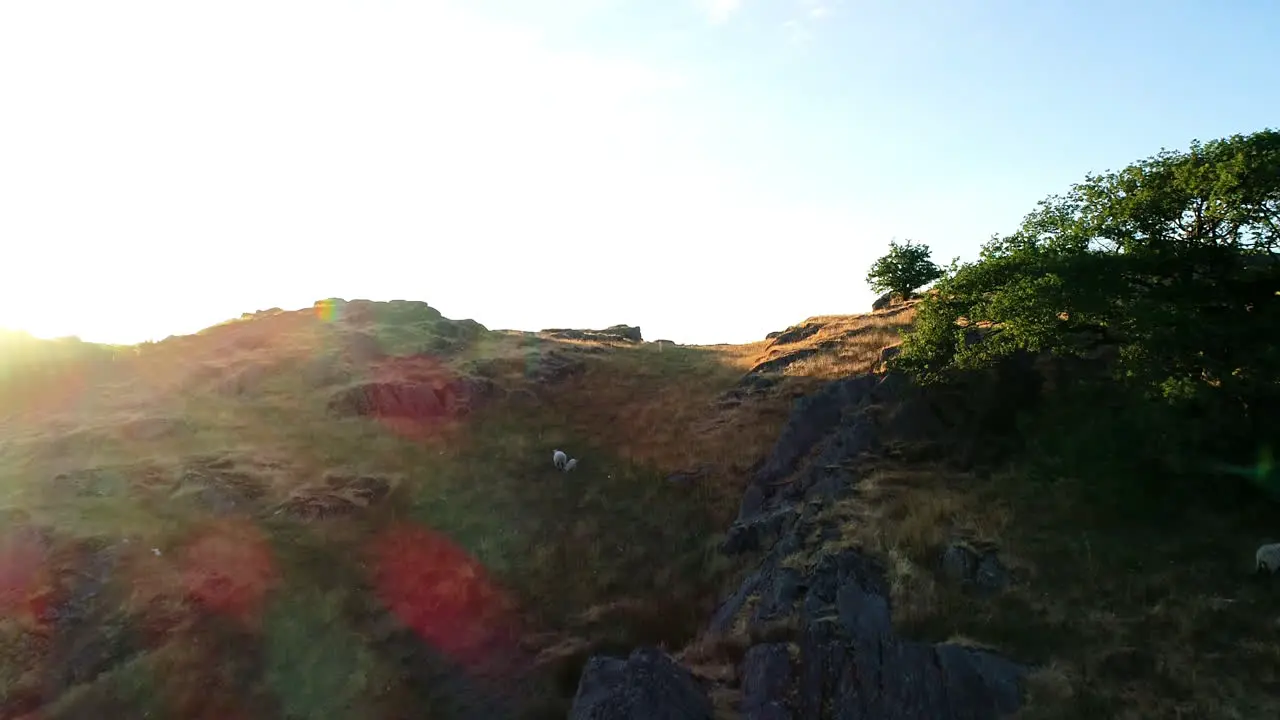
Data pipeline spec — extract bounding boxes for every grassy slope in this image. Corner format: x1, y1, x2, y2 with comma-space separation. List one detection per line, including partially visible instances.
0, 301, 909, 718
5, 298, 1274, 719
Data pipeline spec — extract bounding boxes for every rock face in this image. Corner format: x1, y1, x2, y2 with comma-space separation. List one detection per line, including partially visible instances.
568, 366, 1030, 719
569, 647, 713, 720
543, 325, 643, 343
768, 323, 822, 346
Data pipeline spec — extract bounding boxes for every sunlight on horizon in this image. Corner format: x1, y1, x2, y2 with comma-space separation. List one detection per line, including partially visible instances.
0, 0, 890, 348
3, 1, 1277, 347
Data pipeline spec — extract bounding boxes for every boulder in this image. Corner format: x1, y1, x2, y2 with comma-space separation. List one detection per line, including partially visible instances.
542, 325, 643, 343
569, 647, 713, 720
600, 324, 643, 342
769, 323, 822, 346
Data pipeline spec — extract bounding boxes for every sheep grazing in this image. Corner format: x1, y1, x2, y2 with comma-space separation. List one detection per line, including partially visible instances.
1256, 543, 1280, 574
564, 458, 578, 472
553, 450, 567, 470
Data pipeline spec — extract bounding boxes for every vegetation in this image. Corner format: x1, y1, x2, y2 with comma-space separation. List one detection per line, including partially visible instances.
894, 128, 1280, 495
0, 301, 803, 718
865, 238, 945, 301
873, 128, 1280, 717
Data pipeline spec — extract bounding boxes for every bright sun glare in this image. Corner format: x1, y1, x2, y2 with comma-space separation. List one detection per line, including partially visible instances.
0, 0, 891, 349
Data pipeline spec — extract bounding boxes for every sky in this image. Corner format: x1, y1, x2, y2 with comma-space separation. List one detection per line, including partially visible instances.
1, 0, 1277, 346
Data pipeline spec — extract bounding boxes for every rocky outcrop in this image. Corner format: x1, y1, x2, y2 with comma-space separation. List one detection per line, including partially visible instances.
940, 543, 1012, 596
276, 473, 395, 521
768, 323, 822, 346
529, 351, 589, 386
873, 291, 922, 311
326, 375, 492, 421
543, 325, 643, 343
568, 366, 1030, 719
569, 648, 713, 720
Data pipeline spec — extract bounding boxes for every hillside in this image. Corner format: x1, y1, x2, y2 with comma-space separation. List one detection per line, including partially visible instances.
3, 288, 1279, 719
0, 298, 912, 719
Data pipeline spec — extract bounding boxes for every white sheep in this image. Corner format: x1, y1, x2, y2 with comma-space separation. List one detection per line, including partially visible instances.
563, 458, 578, 472
553, 450, 568, 470
1256, 543, 1280, 573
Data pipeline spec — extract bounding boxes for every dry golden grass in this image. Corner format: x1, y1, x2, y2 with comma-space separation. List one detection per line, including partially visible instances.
11, 300, 919, 717
806, 455, 1280, 719
741, 303, 918, 385
538, 341, 795, 524
16, 298, 1154, 718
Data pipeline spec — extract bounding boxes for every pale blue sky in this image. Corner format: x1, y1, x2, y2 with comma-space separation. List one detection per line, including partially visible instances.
1, 0, 1277, 345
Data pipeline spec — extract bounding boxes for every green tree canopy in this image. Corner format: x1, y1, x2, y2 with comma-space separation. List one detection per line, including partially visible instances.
893, 128, 1280, 477
866, 239, 944, 301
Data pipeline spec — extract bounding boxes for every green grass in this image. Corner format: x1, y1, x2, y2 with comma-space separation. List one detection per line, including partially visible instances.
0, 306, 787, 719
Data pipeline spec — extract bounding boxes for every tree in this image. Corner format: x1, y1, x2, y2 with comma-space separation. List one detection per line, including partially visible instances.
892, 127, 1280, 482
866, 239, 944, 301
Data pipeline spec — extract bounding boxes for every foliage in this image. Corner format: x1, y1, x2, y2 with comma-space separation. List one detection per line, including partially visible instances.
893, 128, 1280, 475
866, 239, 945, 300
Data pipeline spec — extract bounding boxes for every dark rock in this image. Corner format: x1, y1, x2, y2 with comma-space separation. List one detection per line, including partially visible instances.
45, 544, 139, 694
530, 351, 588, 386
708, 566, 766, 636
974, 553, 1012, 595
277, 473, 396, 521
880, 344, 902, 364
174, 458, 267, 515
574, 359, 1031, 720
737, 376, 879, 526
769, 324, 822, 346
941, 544, 978, 583
752, 374, 878, 488
752, 566, 804, 626
872, 291, 895, 310
569, 647, 712, 720
765, 331, 783, 340
741, 643, 793, 719
742, 374, 781, 392
940, 544, 1012, 596
936, 644, 1027, 719
601, 325, 643, 342
745, 349, 819, 377
786, 408, 877, 506
737, 483, 767, 522
722, 505, 797, 555
543, 325, 643, 343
